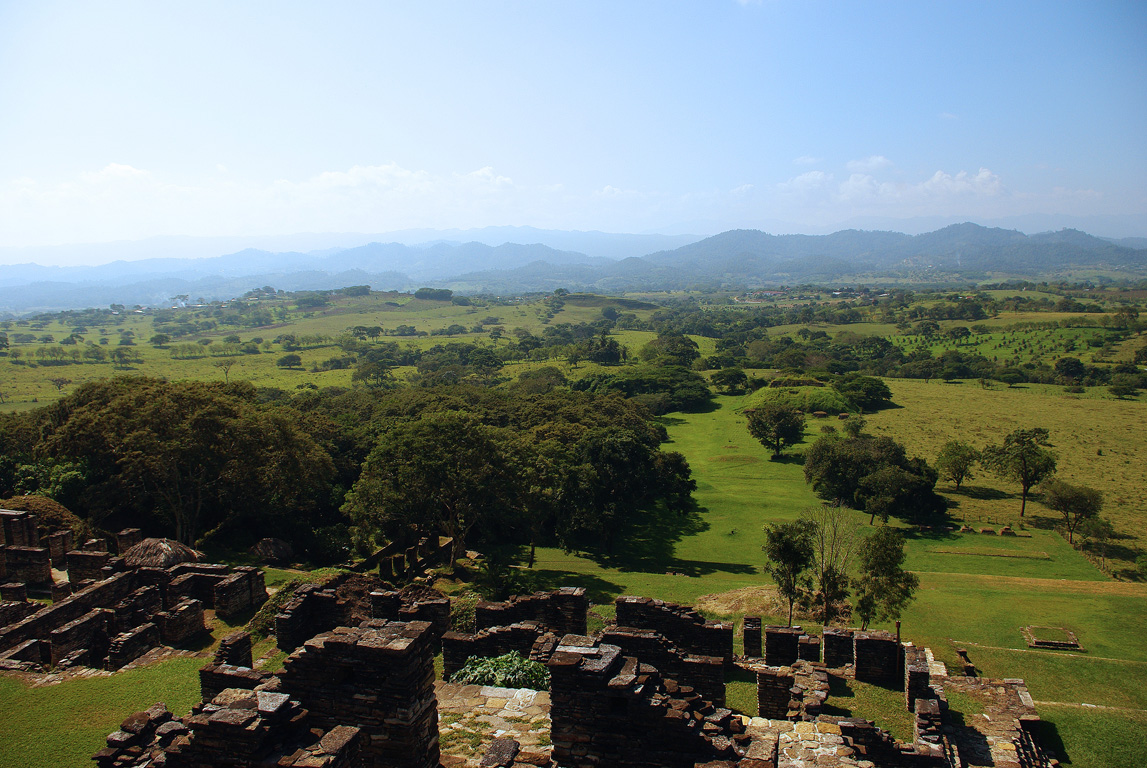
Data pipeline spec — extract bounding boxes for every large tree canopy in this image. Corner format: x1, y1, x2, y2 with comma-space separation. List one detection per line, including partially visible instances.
33, 378, 334, 545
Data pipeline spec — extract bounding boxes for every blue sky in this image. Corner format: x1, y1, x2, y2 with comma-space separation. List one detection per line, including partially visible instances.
1, 0, 1144, 253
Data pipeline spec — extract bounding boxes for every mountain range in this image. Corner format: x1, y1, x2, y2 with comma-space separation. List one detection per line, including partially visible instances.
1, 223, 1144, 314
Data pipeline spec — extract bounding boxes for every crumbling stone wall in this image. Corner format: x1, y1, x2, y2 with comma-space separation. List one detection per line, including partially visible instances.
107, 622, 160, 668
547, 634, 749, 768
903, 644, 931, 712
0, 570, 136, 653
798, 633, 820, 663
47, 530, 74, 568
600, 626, 726, 707
154, 598, 206, 645
754, 660, 829, 721
275, 580, 347, 652
94, 693, 362, 768
49, 608, 110, 666
614, 596, 734, 666
213, 566, 267, 619
66, 549, 112, 581
277, 619, 440, 768
114, 528, 143, 555
442, 621, 546, 679
474, 586, 588, 636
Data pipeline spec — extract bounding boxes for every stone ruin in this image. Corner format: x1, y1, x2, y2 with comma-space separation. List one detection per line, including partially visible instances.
0, 507, 267, 673
90, 575, 1060, 768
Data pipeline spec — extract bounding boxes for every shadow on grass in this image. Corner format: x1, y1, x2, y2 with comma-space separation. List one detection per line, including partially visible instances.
655, 415, 688, 427
769, 453, 806, 466
521, 568, 625, 605
174, 629, 217, 654
953, 485, 1012, 501
902, 526, 960, 543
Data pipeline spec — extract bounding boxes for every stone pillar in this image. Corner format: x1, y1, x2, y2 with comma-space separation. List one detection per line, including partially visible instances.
854, 631, 900, 687
798, 634, 821, 663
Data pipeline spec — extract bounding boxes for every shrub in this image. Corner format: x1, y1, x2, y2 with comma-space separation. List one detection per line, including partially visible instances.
449, 651, 550, 691
743, 385, 853, 414
450, 590, 482, 634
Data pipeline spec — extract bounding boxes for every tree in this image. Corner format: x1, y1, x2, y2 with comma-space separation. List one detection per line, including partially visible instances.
213, 359, 237, 383
801, 503, 860, 625
342, 414, 512, 569
842, 414, 866, 438
981, 428, 1057, 516
48, 377, 72, 392
1078, 516, 1115, 568
746, 403, 806, 459
1042, 478, 1102, 544
37, 378, 333, 545
934, 440, 980, 491
853, 527, 919, 630
1054, 357, 1086, 383
762, 520, 815, 626
277, 353, 302, 369
712, 367, 749, 394
150, 333, 171, 346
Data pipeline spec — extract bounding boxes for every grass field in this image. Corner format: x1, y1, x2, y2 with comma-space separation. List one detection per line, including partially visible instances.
2, 293, 1145, 767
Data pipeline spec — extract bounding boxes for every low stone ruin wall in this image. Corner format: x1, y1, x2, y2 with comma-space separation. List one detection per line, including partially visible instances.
754, 661, 829, 721
274, 578, 352, 652
46, 530, 74, 568
474, 586, 589, 637
93, 694, 362, 768
50, 608, 110, 666
547, 634, 749, 767
442, 621, 546, 679
742, 616, 762, 657
65, 549, 111, 582
107, 622, 160, 669
153, 598, 206, 645
600, 626, 726, 707
614, 595, 734, 666
0, 509, 39, 547
213, 566, 266, 619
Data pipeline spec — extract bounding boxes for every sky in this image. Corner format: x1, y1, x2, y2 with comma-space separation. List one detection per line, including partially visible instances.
0, 1, 1145, 261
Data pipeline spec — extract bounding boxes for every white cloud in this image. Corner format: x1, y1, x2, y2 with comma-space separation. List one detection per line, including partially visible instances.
792, 155, 823, 166
846, 155, 892, 173
731, 183, 754, 196
778, 170, 832, 194
940, 112, 959, 120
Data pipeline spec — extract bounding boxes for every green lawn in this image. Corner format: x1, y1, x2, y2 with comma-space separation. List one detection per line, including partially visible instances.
0, 657, 203, 768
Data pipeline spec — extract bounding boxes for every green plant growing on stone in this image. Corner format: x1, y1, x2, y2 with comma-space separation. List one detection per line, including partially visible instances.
449, 651, 550, 691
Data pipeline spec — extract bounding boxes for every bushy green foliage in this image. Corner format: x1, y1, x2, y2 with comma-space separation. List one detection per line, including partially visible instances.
742, 385, 853, 414
449, 651, 550, 691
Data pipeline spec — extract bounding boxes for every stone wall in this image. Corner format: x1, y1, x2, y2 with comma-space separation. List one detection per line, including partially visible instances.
614, 595, 734, 666
854, 630, 901, 688
107, 622, 160, 668
154, 598, 206, 645
822, 627, 854, 668
442, 621, 546, 679
277, 619, 440, 768
216, 630, 254, 667
49, 608, 110, 666
763, 626, 801, 667
47, 530, 74, 568
903, 644, 931, 712
797, 634, 820, 663
547, 634, 748, 768
600, 626, 726, 707
213, 566, 267, 619
66, 549, 111, 582
114, 528, 143, 555
474, 586, 588, 637
274, 580, 346, 652
0, 599, 37, 628
0, 571, 136, 653
4, 546, 51, 585
0, 509, 39, 547
755, 667, 795, 719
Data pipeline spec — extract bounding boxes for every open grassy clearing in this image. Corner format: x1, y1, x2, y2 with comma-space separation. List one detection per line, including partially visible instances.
865, 378, 1147, 576
0, 657, 203, 768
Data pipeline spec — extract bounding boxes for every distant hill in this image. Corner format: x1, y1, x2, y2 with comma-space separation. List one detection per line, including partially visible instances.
1, 223, 1144, 313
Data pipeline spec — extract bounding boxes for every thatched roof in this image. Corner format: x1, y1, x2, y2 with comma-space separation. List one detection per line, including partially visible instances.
249, 537, 293, 563
123, 538, 201, 569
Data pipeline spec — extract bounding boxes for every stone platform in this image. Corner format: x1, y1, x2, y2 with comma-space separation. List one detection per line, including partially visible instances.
436, 681, 552, 767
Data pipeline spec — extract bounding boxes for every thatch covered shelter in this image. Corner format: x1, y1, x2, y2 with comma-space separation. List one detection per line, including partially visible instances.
122, 538, 201, 569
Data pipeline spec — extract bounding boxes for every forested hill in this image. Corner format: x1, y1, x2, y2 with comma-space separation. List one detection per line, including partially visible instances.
640, 224, 1147, 280
2, 223, 1146, 313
